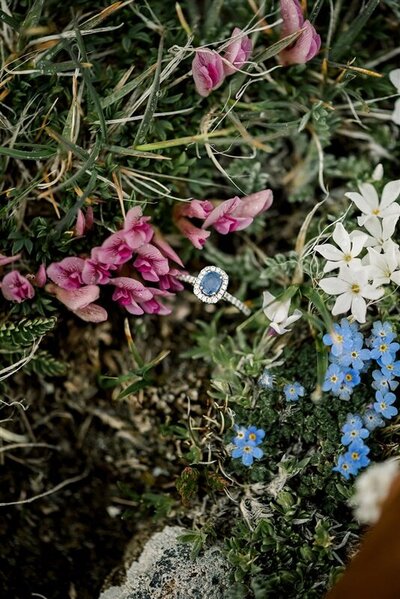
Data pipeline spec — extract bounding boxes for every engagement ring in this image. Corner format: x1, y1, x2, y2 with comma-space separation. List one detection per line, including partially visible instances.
177, 266, 251, 316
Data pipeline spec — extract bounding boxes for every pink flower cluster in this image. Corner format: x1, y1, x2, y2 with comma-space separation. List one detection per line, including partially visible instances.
1, 191, 273, 322
192, 28, 253, 97
279, 0, 321, 65
173, 189, 273, 249
44, 207, 185, 322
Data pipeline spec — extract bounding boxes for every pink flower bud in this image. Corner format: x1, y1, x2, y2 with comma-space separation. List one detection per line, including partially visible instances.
75, 209, 86, 236
1, 271, 35, 303
279, 0, 321, 65
202, 189, 273, 234
192, 50, 225, 97
223, 28, 253, 75
34, 264, 47, 287
152, 230, 184, 267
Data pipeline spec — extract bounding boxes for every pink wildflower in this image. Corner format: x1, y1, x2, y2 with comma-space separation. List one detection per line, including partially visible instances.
223, 28, 253, 75
202, 189, 273, 234
133, 244, 170, 282
123, 206, 154, 246
74, 207, 94, 236
1, 271, 35, 303
192, 50, 225, 97
279, 0, 321, 65
139, 288, 172, 315
82, 248, 117, 285
158, 269, 185, 292
175, 217, 211, 249
96, 231, 135, 266
110, 277, 153, 315
47, 257, 85, 290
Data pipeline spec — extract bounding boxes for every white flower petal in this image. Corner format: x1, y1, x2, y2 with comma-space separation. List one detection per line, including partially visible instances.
391, 271, 400, 285
351, 295, 367, 323
382, 217, 397, 240
359, 183, 379, 210
318, 277, 348, 295
392, 98, 400, 126
363, 217, 382, 239
332, 223, 351, 253
362, 285, 384, 300
332, 292, 352, 315
380, 180, 400, 210
372, 164, 384, 181
315, 244, 344, 261
346, 192, 373, 215
350, 232, 367, 257
389, 68, 400, 92
324, 260, 340, 273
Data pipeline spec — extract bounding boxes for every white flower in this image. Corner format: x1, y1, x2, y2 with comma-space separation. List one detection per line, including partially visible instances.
315, 223, 367, 272
372, 163, 384, 181
350, 459, 399, 525
318, 265, 384, 323
363, 216, 399, 252
345, 180, 400, 226
367, 241, 400, 286
389, 69, 400, 125
262, 292, 302, 335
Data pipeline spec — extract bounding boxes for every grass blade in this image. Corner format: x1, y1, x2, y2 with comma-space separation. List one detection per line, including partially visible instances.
133, 32, 164, 146
331, 0, 380, 60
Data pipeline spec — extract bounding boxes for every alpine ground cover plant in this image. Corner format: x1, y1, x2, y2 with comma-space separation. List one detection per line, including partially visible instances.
1, 0, 400, 597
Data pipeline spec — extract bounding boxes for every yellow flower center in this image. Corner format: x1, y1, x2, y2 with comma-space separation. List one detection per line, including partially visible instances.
345, 374, 353, 382
351, 284, 361, 294
380, 402, 387, 410
243, 446, 252, 453
380, 344, 388, 353
372, 209, 380, 215
330, 375, 338, 383
343, 254, 352, 262
249, 433, 256, 441
351, 452, 359, 460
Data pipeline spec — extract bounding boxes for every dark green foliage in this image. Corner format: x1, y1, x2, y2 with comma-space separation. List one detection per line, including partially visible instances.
0, 316, 57, 349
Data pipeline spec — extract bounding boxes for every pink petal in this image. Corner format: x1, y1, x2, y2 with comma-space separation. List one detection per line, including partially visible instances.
233, 189, 273, 219
75, 209, 86, 236
177, 199, 214, 220
96, 232, 134, 265
223, 28, 253, 75
280, 20, 321, 65
192, 50, 225, 97
152, 230, 184, 267
110, 277, 153, 302
280, 0, 304, 36
202, 197, 241, 229
51, 284, 100, 311
74, 303, 108, 323
47, 257, 85, 290
134, 243, 170, 275
176, 217, 210, 249
34, 264, 47, 287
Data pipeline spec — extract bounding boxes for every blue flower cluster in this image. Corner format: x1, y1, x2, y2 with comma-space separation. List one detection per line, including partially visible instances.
322, 319, 370, 400
329, 320, 400, 480
231, 425, 265, 467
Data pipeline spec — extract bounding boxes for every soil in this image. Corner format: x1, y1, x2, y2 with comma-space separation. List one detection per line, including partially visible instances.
0, 303, 212, 599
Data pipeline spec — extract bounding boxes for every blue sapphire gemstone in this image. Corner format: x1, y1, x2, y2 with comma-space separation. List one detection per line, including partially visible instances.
200, 271, 223, 296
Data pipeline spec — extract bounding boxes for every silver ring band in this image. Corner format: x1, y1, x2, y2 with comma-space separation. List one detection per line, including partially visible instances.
177, 267, 251, 317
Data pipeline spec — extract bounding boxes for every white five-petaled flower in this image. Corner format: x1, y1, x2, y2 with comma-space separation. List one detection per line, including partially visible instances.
318, 265, 384, 323
345, 180, 400, 226
262, 291, 302, 335
315, 223, 367, 272
367, 241, 400, 287
362, 216, 399, 252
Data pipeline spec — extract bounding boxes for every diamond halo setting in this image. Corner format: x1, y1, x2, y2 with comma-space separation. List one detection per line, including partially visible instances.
193, 266, 229, 304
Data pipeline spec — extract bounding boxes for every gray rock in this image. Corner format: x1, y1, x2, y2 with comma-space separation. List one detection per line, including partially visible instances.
99, 525, 232, 599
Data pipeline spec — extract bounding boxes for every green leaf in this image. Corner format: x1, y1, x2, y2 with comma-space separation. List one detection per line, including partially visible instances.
0, 145, 57, 160
331, 0, 380, 60
0, 317, 57, 349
